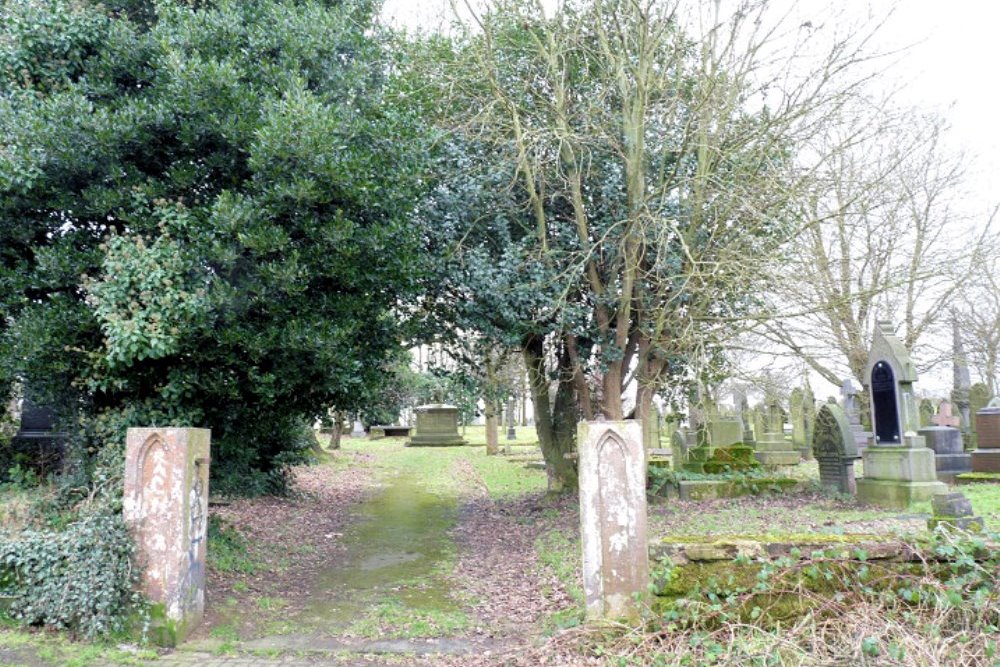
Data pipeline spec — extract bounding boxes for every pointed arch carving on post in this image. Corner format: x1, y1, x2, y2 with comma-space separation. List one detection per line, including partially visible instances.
578, 420, 648, 623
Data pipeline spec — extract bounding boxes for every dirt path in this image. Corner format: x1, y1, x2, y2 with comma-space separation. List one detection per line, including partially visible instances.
144, 440, 576, 667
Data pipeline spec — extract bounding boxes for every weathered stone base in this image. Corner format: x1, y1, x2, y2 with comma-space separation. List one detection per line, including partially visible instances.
934, 453, 972, 484
754, 451, 800, 466
971, 449, 1000, 473
955, 472, 1000, 485
856, 478, 947, 509
405, 436, 467, 447
666, 478, 797, 501
927, 516, 984, 532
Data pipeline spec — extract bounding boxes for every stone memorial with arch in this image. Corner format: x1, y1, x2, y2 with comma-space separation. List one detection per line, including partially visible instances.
856, 322, 946, 508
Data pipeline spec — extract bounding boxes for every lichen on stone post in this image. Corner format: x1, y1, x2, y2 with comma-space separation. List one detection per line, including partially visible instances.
123, 427, 211, 646
578, 419, 648, 623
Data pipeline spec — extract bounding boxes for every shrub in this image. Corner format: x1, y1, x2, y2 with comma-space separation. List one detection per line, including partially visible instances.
0, 510, 140, 638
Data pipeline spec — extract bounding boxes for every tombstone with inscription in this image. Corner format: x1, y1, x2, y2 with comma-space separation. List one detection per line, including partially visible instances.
578, 419, 648, 622
123, 428, 211, 645
643, 405, 662, 450
971, 400, 1000, 473
406, 404, 468, 447
856, 322, 946, 508
812, 403, 860, 494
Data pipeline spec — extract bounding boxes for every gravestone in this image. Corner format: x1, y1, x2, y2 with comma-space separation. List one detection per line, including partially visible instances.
751, 405, 766, 444
734, 391, 754, 444
811, 403, 860, 494
951, 317, 973, 433
123, 428, 211, 645
927, 491, 983, 532
932, 401, 961, 428
7, 397, 68, 477
840, 378, 872, 453
856, 322, 946, 508
967, 383, 991, 450
971, 401, 1000, 473
670, 428, 691, 471
801, 385, 817, 460
578, 419, 648, 622
919, 399, 935, 428
350, 419, 365, 437
406, 404, 468, 447
706, 417, 742, 447
789, 389, 806, 448
754, 400, 799, 468
643, 405, 662, 450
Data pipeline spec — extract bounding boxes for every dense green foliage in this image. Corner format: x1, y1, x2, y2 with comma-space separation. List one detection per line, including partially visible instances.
0, 511, 139, 638
0, 0, 429, 485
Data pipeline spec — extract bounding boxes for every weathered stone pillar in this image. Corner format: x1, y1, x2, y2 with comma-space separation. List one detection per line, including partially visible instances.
124, 428, 211, 646
578, 419, 648, 623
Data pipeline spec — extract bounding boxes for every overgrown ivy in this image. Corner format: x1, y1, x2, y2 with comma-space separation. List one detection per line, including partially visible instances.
0, 510, 141, 638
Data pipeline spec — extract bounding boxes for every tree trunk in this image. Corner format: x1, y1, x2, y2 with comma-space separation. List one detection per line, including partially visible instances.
524, 333, 578, 494
329, 413, 343, 450
485, 399, 499, 455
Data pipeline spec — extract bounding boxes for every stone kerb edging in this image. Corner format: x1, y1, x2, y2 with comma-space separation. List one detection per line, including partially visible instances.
650, 535, 931, 565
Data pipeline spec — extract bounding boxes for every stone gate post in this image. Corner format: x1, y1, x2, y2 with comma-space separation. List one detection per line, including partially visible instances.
123, 428, 211, 645
578, 419, 648, 622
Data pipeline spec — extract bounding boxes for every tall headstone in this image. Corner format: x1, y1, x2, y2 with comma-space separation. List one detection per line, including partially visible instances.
406, 404, 468, 447
506, 397, 517, 440
789, 388, 806, 448
971, 400, 1000, 473
812, 403, 860, 494
643, 405, 661, 451
951, 316, 973, 433
968, 383, 992, 451
857, 322, 946, 508
123, 428, 211, 646
734, 390, 754, 444
840, 378, 872, 453
578, 419, 648, 622
801, 384, 817, 461
751, 405, 766, 444
670, 428, 690, 472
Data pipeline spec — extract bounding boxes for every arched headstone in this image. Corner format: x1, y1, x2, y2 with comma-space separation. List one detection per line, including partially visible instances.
812, 404, 860, 494
857, 322, 946, 508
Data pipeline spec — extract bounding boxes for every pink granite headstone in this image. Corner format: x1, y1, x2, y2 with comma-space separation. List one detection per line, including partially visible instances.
123, 428, 211, 645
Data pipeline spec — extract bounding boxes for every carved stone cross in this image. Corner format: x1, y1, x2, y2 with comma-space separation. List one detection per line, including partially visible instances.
932, 400, 961, 428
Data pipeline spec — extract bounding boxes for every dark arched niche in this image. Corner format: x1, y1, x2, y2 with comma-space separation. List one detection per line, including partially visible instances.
870, 361, 900, 443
